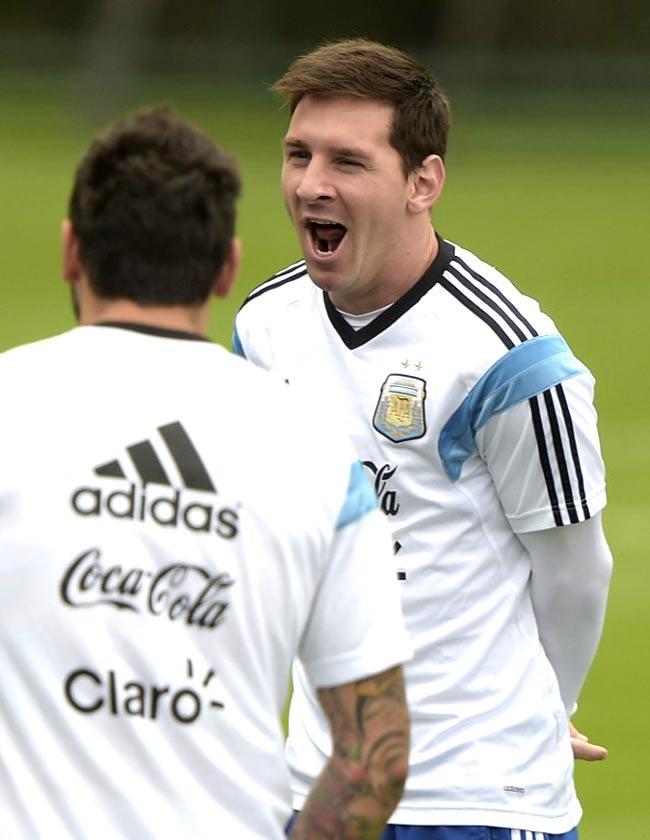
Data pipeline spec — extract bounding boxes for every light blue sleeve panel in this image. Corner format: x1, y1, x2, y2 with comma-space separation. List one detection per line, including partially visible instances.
336, 460, 378, 529
231, 325, 246, 359
438, 335, 588, 482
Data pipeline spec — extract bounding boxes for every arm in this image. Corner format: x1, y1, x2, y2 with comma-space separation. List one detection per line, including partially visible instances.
519, 513, 612, 760
291, 460, 412, 835
474, 367, 611, 758
291, 665, 409, 840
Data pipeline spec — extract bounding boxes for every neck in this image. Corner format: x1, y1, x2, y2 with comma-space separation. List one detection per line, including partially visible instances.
79, 299, 209, 337
329, 225, 439, 315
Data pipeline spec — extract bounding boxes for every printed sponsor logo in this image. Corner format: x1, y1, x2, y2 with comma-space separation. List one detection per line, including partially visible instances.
362, 461, 400, 517
71, 420, 239, 538
63, 659, 224, 724
70, 484, 239, 538
60, 548, 234, 629
362, 461, 405, 575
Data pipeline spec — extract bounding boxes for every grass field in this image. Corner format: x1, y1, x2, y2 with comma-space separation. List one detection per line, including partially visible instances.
1, 71, 648, 836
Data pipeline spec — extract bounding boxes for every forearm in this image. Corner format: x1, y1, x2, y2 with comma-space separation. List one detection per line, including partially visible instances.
291, 752, 403, 839
292, 666, 409, 840
521, 513, 613, 713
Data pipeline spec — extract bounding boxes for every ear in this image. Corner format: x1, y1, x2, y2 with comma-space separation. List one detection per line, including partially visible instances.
213, 237, 242, 299
61, 219, 83, 284
407, 155, 446, 215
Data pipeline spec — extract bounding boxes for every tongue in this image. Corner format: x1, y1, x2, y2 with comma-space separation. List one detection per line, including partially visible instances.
317, 226, 344, 244
315, 225, 345, 253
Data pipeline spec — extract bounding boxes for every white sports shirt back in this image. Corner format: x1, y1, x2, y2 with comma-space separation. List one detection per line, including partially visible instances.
0, 324, 410, 840
234, 237, 607, 833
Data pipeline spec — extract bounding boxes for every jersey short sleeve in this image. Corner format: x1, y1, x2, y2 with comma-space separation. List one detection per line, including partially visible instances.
298, 487, 411, 689
476, 369, 607, 532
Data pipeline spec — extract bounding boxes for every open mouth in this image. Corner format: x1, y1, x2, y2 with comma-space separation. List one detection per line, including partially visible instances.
306, 219, 347, 256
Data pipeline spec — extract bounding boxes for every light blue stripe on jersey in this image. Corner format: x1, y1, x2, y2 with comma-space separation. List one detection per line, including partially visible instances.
231, 326, 246, 359
438, 335, 586, 482
336, 460, 378, 529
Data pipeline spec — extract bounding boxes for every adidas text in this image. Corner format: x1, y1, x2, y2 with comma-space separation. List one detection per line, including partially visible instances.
71, 484, 239, 538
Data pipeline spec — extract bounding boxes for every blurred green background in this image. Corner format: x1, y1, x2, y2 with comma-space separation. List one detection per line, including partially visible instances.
1, 2, 648, 837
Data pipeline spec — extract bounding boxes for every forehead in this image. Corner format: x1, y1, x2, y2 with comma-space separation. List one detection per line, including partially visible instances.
286, 95, 395, 151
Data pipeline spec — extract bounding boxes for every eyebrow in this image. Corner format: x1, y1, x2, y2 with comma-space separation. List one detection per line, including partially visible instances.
283, 137, 373, 161
283, 137, 308, 148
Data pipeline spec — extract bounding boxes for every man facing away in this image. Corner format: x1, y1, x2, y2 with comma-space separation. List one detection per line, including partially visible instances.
0, 106, 412, 840
234, 39, 613, 840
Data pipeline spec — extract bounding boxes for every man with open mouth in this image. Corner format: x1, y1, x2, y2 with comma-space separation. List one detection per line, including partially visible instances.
234, 38, 613, 840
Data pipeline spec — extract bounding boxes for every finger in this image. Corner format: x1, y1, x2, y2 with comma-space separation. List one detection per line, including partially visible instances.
572, 738, 608, 761
568, 722, 589, 741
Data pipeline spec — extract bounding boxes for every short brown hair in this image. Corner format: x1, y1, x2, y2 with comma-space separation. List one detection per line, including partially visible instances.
273, 38, 450, 173
69, 106, 241, 305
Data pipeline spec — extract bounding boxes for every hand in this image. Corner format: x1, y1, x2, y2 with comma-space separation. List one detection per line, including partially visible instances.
569, 720, 608, 761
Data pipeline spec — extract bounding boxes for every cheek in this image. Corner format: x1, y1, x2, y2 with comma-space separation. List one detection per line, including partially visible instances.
281, 177, 298, 216
374, 188, 409, 229
364, 198, 400, 236
281, 167, 294, 196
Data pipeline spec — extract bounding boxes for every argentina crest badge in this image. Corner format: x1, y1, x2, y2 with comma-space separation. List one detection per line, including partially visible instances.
373, 374, 427, 443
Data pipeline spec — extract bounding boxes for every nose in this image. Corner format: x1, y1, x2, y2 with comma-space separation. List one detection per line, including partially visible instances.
295, 160, 335, 204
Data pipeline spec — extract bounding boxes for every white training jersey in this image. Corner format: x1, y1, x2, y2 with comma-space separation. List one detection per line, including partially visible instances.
0, 324, 411, 840
234, 237, 607, 833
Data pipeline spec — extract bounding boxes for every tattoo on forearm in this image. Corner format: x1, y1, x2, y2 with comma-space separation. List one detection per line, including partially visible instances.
291, 666, 409, 840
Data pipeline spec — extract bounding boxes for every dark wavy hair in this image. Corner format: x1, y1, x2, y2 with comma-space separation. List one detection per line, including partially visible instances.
69, 106, 241, 305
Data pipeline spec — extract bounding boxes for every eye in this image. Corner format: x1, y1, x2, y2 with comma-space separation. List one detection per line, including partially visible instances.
287, 149, 310, 162
338, 158, 362, 168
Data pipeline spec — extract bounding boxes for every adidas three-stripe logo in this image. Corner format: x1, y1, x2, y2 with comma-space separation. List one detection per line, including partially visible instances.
440, 251, 591, 526
72, 421, 239, 537
95, 421, 216, 493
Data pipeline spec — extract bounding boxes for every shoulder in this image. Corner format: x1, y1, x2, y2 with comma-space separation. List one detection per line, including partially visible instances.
237, 258, 313, 317
233, 259, 317, 363
0, 330, 77, 376
444, 240, 558, 337
437, 239, 565, 385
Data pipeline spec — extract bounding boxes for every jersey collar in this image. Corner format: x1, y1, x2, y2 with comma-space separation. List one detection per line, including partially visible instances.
93, 321, 210, 342
323, 235, 454, 350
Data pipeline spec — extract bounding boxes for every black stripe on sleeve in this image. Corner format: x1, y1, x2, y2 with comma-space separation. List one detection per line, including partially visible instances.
555, 383, 591, 520
158, 422, 216, 493
271, 259, 307, 280
450, 254, 539, 338
239, 266, 308, 309
529, 396, 563, 526
446, 264, 528, 343
542, 389, 579, 524
439, 275, 515, 349
127, 441, 171, 486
